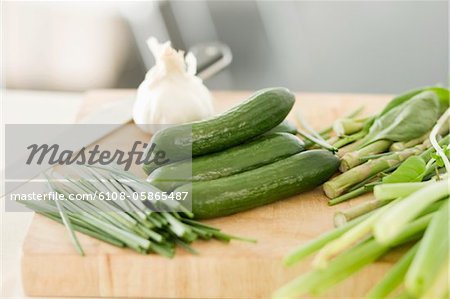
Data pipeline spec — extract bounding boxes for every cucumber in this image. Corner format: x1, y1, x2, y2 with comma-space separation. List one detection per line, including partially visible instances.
148, 133, 305, 191
147, 88, 295, 163
175, 150, 340, 219
266, 119, 298, 135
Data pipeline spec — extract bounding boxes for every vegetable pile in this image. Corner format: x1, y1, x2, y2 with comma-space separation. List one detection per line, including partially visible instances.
274, 87, 450, 298
321, 87, 449, 205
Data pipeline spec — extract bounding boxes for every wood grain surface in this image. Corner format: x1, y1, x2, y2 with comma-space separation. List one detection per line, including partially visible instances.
22, 90, 397, 298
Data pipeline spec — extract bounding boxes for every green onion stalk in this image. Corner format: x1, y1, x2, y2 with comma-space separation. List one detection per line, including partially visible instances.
274, 211, 435, 299
364, 243, 419, 299
404, 200, 449, 297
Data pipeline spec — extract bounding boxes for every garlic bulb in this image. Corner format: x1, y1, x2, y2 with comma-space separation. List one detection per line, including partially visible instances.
133, 37, 214, 134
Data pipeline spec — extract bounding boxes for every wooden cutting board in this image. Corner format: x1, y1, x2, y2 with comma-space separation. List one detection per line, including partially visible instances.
22, 90, 396, 298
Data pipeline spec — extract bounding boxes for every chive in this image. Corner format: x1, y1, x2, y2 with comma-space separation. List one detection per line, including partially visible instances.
174, 239, 199, 255
73, 212, 151, 250
163, 213, 190, 237
181, 218, 221, 231
40, 212, 125, 248
149, 242, 175, 258
46, 175, 86, 257
210, 230, 257, 243
189, 226, 213, 240
20, 165, 252, 257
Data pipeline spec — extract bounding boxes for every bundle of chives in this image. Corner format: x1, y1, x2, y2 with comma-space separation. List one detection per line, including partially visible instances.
21, 165, 255, 257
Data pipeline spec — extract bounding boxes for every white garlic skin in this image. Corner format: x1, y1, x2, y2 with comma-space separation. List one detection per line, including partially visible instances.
133, 38, 214, 134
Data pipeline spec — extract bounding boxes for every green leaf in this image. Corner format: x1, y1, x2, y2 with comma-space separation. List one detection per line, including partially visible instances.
380, 88, 425, 116
380, 87, 449, 116
382, 156, 426, 183
363, 91, 440, 146
428, 87, 450, 113
431, 147, 450, 167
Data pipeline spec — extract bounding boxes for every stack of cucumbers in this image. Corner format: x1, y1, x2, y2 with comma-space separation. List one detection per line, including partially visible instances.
145, 88, 340, 219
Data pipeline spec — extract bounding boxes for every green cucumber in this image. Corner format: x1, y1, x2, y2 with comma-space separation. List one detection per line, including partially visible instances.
175, 150, 340, 219
147, 88, 295, 163
148, 133, 305, 191
266, 119, 298, 135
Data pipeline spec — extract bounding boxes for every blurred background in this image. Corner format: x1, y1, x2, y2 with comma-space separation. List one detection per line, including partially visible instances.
2, 0, 449, 93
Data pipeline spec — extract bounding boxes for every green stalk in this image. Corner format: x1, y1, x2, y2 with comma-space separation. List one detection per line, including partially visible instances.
404, 200, 449, 297
374, 181, 449, 244
360, 152, 395, 161
334, 197, 392, 227
302, 106, 364, 148
296, 128, 337, 152
275, 213, 431, 299
419, 134, 450, 161
312, 201, 395, 268
388, 212, 434, 247
365, 243, 419, 299
430, 109, 450, 172
22, 165, 251, 257
309, 240, 389, 296
390, 131, 430, 151
420, 256, 450, 299
181, 218, 221, 231
392, 291, 415, 299
40, 212, 125, 248
51, 196, 85, 256
333, 130, 367, 149
326, 136, 340, 146
373, 181, 432, 201
337, 139, 364, 157
392, 112, 450, 153
340, 140, 392, 172
328, 185, 372, 206
283, 212, 371, 266
274, 239, 388, 299
323, 144, 427, 199
73, 212, 151, 250
333, 118, 365, 136
295, 110, 327, 142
